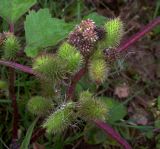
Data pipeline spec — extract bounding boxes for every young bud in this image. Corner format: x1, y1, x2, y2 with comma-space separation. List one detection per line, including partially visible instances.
104, 18, 124, 48
27, 96, 53, 116
43, 102, 75, 134
78, 91, 108, 121
32, 54, 67, 82
89, 58, 109, 84
57, 42, 83, 73
3, 35, 20, 60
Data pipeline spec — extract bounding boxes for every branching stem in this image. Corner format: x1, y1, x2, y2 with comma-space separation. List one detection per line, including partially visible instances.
117, 17, 160, 52
8, 23, 19, 148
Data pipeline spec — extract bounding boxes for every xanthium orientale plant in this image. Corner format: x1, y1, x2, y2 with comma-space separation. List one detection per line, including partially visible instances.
0, 4, 159, 148
0, 17, 124, 134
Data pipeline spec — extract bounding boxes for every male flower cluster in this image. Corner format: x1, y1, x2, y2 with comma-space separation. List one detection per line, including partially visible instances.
68, 19, 105, 57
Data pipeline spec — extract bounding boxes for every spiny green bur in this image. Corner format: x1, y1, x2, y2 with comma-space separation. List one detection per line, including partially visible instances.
89, 58, 108, 84
78, 91, 108, 120
57, 42, 83, 73
32, 55, 67, 82
43, 102, 75, 134
3, 35, 20, 60
27, 96, 53, 116
104, 18, 124, 48
0, 80, 8, 90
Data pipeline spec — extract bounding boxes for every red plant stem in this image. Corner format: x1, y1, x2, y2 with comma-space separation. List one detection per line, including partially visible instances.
10, 24, 14, 33
9, 67, 18, 139
8, 24, 19, 145
0, 17, 159, 147
0, 60, 35, 75
94, 120, 132, 149
117, 16, 160, 52
67, 66, 87, 99
67, 59, 89, 99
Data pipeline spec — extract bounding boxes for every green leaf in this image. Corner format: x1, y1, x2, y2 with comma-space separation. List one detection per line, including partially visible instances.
20, 118, 38, 149
84, 12, 107, 26
0, 0, 36, 23
24, 9, 74, 57
102, 97, 127, 123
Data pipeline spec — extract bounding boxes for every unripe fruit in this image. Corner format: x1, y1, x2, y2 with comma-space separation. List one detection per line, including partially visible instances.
78, 91, 108, 121
57, 42, 83, 73
43, 102, 75, 134
27, 96, 53, 116
89, 58, 109, 84
3, 35, 20, 60
32, 54, 67, 82
104, 18, 124, 48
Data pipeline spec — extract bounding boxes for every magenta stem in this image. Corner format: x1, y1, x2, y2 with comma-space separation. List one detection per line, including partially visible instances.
94, 120, 132, 149
0, 60, 35, 75
67, 67, 87, 99
117, 17, 160, 52
8, 23, 19, 147
10, 23, 14, 33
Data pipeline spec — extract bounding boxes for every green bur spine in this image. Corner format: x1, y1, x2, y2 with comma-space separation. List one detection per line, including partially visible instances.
3, 35, 20, 60
43, 102, 75, 134
57, 42, 83, 73
32, 54, 67, 82
104, 18, 124, 48
78, 91, 108, 120
27, 96, 53, 116
89, 58, 108, 84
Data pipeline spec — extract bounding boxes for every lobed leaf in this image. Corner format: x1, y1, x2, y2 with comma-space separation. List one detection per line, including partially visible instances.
24, 9, 74, 57
0, 0, 36, 23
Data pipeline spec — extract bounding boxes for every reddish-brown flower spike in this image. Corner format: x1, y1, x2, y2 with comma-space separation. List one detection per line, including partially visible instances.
78, 19, 98, 43
68, 19, 98, 57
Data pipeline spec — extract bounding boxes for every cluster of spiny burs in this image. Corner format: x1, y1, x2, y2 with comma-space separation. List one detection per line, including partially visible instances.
0, 18, 124, 134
